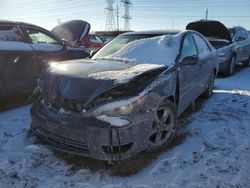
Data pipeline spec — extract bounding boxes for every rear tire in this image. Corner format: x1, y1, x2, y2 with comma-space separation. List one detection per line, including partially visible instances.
225, 55, 236, 76
147, 100, 177, 150
202, 72, 215, 98
242, 57, 250, 67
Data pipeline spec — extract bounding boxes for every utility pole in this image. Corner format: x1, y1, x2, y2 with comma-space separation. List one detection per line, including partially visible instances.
116, 4, 119, 31
105, 0, 116, 31
205, 9, 208, 20
121, 0, 132, 31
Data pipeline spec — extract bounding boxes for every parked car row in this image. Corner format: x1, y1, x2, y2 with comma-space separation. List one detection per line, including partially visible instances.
1, 19, 249, 161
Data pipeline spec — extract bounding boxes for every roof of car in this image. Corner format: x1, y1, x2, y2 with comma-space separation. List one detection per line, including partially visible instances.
0, 20, 40, 27
120, 30, 180, 36
229, 26, 248, 31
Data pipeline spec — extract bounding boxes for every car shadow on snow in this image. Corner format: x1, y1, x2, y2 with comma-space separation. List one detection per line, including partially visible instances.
36, 97, 207, 177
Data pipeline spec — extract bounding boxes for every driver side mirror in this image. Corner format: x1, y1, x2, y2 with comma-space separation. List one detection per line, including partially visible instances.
90, 50, 98, 58
181, 56, 199, 66
61, 38, 68, 49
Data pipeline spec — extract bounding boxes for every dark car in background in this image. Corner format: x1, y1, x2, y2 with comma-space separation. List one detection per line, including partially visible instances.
229, 26, 250, 67
0, 20, 90, 102
31, 30, 219, 161
186, 20, 237, 76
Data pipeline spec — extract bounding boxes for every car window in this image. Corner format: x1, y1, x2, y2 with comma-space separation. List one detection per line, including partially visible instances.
88, 35, 103, 43
193, 34, 211, 55
241, 30, 248, 40
235, 29, 246, 41
25, 28, 61, 45
0, 25, 23, 42
93, 35, 151, 59
180, 34, 198, 61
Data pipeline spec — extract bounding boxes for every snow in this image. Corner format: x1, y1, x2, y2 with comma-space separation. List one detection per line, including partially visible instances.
0, 68, 250, 187
106, 34, 181, 66
88, 64, 165, 84
96, 115, 130, 127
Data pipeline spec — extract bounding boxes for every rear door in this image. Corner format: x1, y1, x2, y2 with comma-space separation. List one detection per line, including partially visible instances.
234, 29, 248, 62
193, 33, 213, 93
0, 23, 35, 96
240, 29, 250, 61
177, 33, 199, 115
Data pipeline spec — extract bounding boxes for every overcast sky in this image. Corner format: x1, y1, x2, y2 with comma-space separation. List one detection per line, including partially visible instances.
0, 0, 249, 31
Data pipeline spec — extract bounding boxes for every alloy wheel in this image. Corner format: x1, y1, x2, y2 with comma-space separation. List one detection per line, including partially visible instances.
149, 105, 175, 147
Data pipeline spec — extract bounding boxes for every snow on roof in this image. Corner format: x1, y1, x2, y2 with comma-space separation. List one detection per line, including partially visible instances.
107, 34, 181, 65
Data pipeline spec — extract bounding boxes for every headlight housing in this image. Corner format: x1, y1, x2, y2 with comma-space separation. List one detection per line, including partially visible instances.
88, 96, 141, 117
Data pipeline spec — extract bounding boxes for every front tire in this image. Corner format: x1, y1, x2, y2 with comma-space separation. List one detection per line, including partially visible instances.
147, 100, 177, 150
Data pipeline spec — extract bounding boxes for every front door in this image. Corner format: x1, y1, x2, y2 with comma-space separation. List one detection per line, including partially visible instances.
22, 26, 67, 62
177, 33, 199, 115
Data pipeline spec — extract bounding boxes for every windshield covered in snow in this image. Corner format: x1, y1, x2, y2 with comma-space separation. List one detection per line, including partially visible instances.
93, 34, 181, 66
92, 35, 152, 59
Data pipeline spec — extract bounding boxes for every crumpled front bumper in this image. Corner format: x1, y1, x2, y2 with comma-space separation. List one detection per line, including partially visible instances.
30, 102, 155, 161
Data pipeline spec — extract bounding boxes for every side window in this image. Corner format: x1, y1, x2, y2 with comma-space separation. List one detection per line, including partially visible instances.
89, 35, 103, 43
236, 30, 246, 41
0, 25, 23, 42
25, 28, 61, 45
193, 34, 211, 55
180, 34, 198, 60
242, 30, 248, 40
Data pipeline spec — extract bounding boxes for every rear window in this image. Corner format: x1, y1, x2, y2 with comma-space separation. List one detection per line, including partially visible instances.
0, 25, 23, 42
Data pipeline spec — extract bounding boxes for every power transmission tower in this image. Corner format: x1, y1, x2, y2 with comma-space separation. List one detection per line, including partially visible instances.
121, 0, 132, 31
205, 9, 208, 20
105, 0, 116, 31
116, 4, 119, 31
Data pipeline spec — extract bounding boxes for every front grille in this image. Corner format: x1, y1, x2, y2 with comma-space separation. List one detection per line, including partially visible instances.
33, 127, 89, 154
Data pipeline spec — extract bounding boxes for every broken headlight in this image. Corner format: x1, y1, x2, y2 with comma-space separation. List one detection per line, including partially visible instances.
88, 96, 142, 117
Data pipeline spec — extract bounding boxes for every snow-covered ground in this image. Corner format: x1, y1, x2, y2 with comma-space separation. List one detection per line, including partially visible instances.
0, 67, 250, 188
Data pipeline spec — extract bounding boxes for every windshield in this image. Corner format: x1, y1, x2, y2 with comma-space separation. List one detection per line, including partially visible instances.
92, 35, 154, 59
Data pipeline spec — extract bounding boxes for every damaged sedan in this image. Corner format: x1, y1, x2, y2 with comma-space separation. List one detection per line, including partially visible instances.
30, 30, 219, 161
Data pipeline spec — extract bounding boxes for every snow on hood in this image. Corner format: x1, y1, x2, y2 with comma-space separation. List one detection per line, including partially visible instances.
106, 34, 181, 65
88, 64, 166, 84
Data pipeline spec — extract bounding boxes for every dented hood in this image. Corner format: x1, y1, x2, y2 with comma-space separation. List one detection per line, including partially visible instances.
186, 20, 231, 42
51, 20, 90, 45
42, 59, 166, 102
